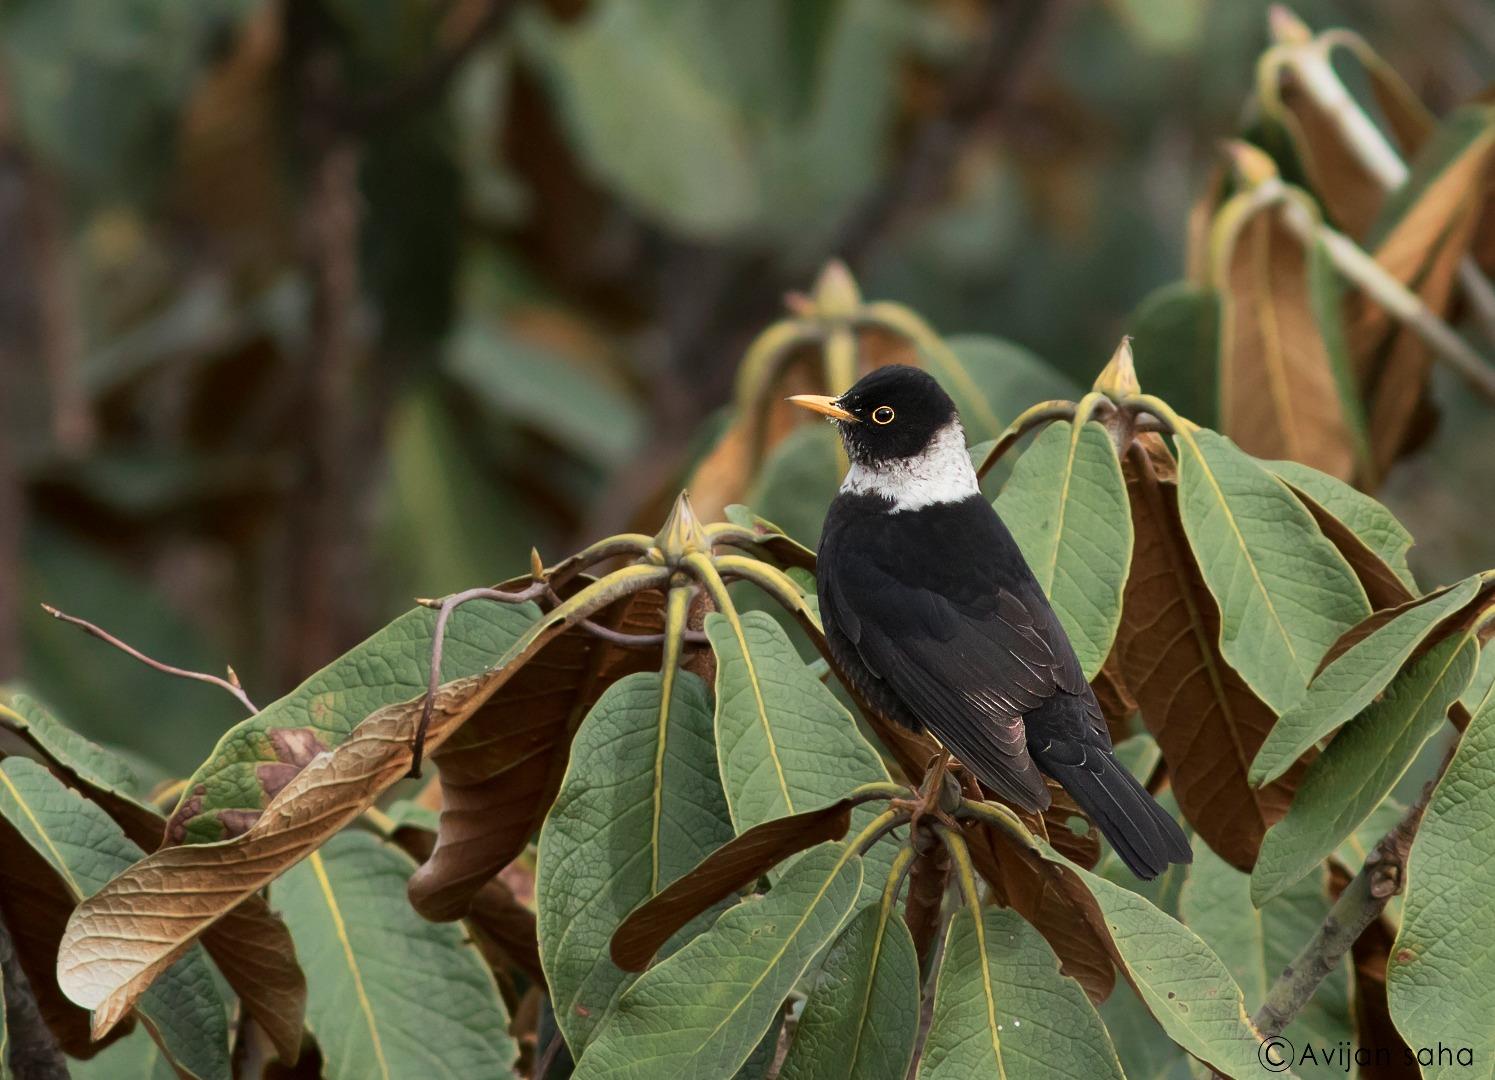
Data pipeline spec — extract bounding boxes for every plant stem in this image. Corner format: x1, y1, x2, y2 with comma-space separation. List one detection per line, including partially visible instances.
39, 604, 258, 713
1251, 775, 1432, 1037
903, 827, 951, 974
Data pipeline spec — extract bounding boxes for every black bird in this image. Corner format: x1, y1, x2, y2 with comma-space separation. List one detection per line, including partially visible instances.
791, 365, 1191, 879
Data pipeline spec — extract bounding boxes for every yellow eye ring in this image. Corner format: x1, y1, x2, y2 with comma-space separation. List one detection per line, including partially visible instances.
871, 405, 895, 425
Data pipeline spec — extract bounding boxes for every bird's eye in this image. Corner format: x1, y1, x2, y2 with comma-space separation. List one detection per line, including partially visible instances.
871, 405, 895, 425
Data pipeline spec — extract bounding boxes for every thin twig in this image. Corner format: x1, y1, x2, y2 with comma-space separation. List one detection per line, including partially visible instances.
1251, 769, 1438, 1038
533, 1029, 565, 1080
40, 604, 259, 714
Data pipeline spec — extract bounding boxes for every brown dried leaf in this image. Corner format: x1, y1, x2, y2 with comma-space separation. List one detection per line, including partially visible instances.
54, 661, 535, 1033
0, 702, 306, 1062
0, 828, 132, 1056
609, 799, 858, 972
1352, 124, 1495, 472
406, 589, 665, 922
1217, 201, 1357, 479
967, 822, 1116, 1004
1112, 442, 1303, 870
1276, 69, 1392, 239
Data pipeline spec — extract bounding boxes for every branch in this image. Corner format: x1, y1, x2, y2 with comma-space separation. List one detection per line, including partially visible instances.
40, 604, 259, 713
1251, 774, 1433, 1037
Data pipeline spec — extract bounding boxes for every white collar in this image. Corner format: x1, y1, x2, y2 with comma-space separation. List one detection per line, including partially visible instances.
840, 420, 979, 512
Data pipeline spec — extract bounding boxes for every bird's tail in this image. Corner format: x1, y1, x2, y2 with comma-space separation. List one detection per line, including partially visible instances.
1043, 749, 1192, 880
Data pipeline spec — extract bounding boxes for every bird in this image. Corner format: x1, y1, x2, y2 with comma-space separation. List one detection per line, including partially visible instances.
790, 364, 1191, 879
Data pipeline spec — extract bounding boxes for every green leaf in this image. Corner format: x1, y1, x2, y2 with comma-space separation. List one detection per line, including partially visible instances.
0, 759, 231, 1080
0, 692, 141, 800
1097, 979, 1196, 1080
778, 901, 919, 1080
445, 321, 644, 466
747, 421, 842, 548
572, 844, 864, 1080
1252, 635, 1477, 905
272, 830, 516, 1080
707, 610, 890, 829
1176, 428, 1370, 713
1388, 673, 1495, 1074
942, 335, 1080, 440
537, 671, 734, 1051
921, 905, 1125, 1080
1251, 577, 1481, 785
522, 1, 760, 237
1126, 281, 1219, 428
166, 597, 540, 844
1180, 848, 1352, 1080
1266, 460, 1416, 591
996, 419, 1133, 679
1069, 863, 1270, 1079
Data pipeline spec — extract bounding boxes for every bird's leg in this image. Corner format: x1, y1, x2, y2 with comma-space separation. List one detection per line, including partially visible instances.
893, 750, 958, 837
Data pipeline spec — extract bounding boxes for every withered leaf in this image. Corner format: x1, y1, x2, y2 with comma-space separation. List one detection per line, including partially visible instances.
407, 588, 665, 922
1353, 114, 1495, 473
1113, 442, 1302, 870
55, 658, 544, 1032
1216, 198, 1358, 480
610, 798, 860, 972
0, 695, 305, 1063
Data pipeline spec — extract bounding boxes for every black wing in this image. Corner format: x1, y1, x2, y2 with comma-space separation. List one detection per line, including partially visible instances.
819, 495, 1097, 812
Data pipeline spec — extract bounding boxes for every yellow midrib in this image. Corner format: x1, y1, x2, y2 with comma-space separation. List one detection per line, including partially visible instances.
1186, 437, 1302, 673
0, 767, 82, 898
1041, 421, 1085, 595
969, 910, 1009, 1080
310, 852, 391, 1080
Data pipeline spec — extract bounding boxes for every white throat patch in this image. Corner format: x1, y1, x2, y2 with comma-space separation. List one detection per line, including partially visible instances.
841, 419, 980, 512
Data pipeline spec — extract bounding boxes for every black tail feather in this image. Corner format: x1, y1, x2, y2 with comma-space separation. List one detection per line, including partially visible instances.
1043, 750, 1192, 880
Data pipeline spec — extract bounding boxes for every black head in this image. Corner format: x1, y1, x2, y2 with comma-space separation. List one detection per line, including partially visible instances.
790, 365, 959, 465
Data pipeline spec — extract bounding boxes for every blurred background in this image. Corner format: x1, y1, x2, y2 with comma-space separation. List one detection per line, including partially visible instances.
1, 0, 1491, 777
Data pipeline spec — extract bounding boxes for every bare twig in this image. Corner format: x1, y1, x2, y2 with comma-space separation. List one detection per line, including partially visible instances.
533, 1029, 565, 1080
1251, 771, 1437, 1038
40, 604, 259, 714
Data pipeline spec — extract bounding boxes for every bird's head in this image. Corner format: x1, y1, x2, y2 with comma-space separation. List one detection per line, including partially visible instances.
788, 365, 959, 467
788, 365, 977, 510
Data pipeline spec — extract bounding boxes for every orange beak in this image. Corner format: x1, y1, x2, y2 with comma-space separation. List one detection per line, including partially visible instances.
787, 394, 858, 422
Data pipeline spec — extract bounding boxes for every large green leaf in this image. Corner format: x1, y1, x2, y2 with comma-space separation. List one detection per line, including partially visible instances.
1388, 672, 1495, 1074
537, 671, 734, 1051
747, 422, 842, 547
1251, 577, 1481, 785
705, 609, 897, 895
167, 598, 540, 843
995, 419, 1132, 679
522, 1, 760, 237
778, 900, 919, 1080
1180, 848, 1352, 1080
920, 905, 1124, 1080
0, 759, 230, 1080
1175, 429, 1370, 713
572, 844, 863, 1080
1252, 635, 1477, 905
1266, 463, 1415, 592
273, 830, 516, 1080
1069, 863, 1272, 1079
